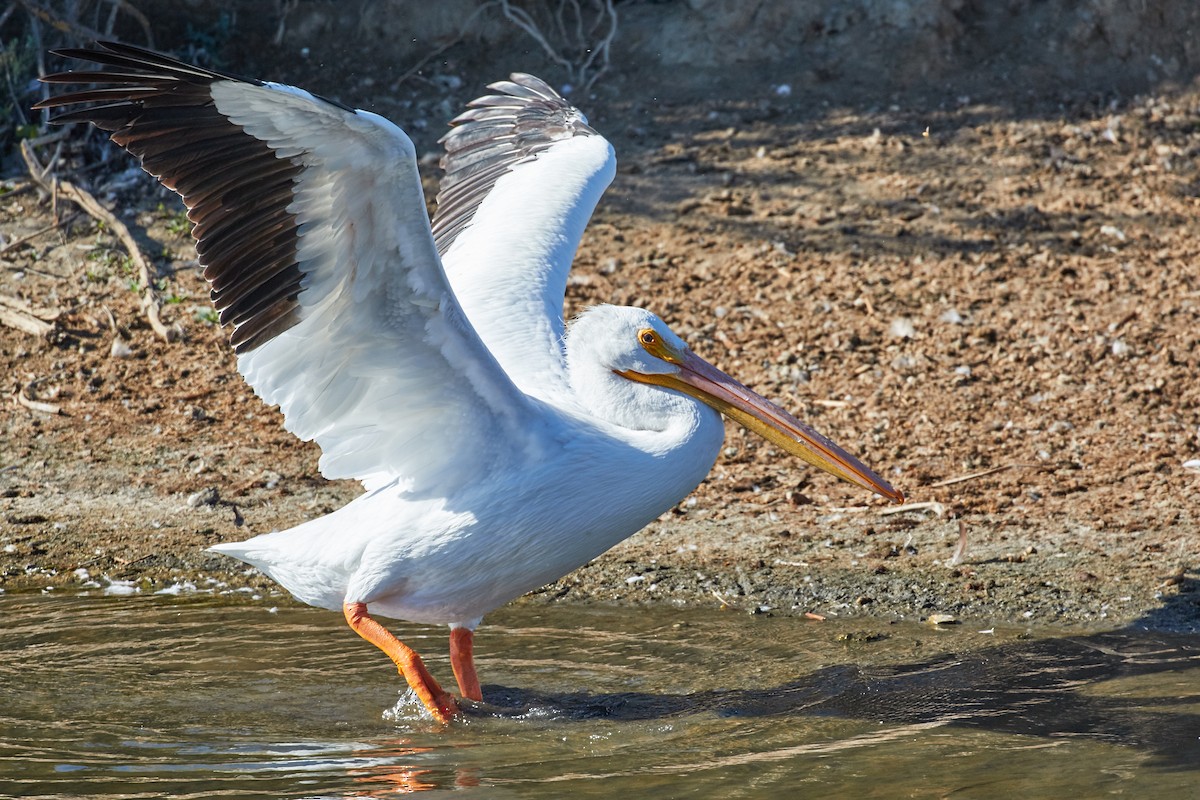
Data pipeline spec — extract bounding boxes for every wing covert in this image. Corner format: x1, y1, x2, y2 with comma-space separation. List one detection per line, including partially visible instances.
432, 74, 616, 402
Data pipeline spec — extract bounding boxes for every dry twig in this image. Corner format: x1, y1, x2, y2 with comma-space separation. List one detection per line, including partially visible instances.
12, 383, 60, 414
15, 0, 107, 44
498, 0, 618, 90
0, 294, 57, 336
880, 501, 945, 517
710, 589, 743, 610
273, 0, 300, 46
0, 212, 78, 257
107, 0, 153, 47
394, 1, 502, 87
927, 464, 1019, 488
15, 0, 151, 46
949, 519, 969, 566
21, 140, 181, 343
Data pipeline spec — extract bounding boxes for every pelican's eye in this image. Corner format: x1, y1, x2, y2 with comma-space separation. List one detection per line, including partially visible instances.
638, 327, 679, 364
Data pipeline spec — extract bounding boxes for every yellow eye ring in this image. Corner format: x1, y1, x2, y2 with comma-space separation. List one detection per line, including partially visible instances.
639, 330, 657, 346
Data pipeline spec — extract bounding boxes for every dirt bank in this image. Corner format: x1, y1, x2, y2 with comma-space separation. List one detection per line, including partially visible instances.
1, 4, 1198, 632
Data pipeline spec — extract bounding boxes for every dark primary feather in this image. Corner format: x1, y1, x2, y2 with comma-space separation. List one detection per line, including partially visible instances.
34, 42, 346, 353
432, 73, 597, 253
38, 45, 596, 351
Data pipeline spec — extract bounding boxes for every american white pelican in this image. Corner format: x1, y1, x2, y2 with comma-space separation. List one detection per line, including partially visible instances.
39, 42, 902, 722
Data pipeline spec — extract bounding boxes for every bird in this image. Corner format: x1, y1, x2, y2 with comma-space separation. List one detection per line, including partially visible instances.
37, 42, 903, 723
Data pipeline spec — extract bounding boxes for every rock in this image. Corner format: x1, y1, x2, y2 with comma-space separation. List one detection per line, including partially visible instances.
187, 487, 219, 508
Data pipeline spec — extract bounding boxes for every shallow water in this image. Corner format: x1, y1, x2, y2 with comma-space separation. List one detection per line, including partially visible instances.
2, 594, 1198, 799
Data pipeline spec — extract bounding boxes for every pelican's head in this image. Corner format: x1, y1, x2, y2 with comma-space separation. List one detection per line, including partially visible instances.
569, 305, 690, 377
567, 304, 903, 504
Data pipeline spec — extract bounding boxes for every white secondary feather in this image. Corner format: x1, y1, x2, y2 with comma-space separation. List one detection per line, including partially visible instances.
430, 74, 617, 403
206, 80, 549, 493
439, 131, 615, 401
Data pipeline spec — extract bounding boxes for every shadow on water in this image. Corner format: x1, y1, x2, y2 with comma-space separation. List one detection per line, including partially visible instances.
482, 581, 1200, 772
1, 590, 1198, 796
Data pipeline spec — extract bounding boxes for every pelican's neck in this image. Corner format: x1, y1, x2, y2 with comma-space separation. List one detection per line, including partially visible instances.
565, 345, 722, 459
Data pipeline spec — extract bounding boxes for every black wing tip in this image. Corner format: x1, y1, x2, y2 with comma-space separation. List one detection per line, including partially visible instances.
46, 41, 129, 60
50, 39, 139, 54
36, 41, 312, 356
38, 40, 254, 94
43, 40, 172, 70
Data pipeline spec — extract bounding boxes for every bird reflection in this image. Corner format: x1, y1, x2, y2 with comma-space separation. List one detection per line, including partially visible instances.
344, 739, 479, 794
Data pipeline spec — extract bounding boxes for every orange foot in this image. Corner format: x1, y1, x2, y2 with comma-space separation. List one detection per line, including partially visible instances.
344, 602, 459, 723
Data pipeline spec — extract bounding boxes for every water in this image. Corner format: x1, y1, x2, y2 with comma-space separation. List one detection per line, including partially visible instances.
2, 593, 1198, 799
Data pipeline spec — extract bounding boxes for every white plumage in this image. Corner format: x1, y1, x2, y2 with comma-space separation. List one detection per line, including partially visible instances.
220, 306, 726, 626
40, 43, 901, 722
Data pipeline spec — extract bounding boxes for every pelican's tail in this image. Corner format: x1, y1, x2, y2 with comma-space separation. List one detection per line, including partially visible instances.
208, 514, 356, 612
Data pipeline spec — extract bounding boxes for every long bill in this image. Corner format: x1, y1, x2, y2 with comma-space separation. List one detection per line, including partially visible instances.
622, 351, 904, 504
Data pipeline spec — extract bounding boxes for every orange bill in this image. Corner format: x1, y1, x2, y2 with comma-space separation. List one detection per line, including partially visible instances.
621, 348, 903, 504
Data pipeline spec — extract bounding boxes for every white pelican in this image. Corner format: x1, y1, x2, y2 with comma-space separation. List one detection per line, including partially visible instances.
39, 42, 902, 722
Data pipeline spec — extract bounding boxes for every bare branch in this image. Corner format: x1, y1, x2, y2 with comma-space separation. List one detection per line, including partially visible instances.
0, 211, 78, 257
273, 0, 300, 47
22, 140, 182, 343
394, 1, 500, 87
16, 0, 107, 44
110, 1, 154, 48
496, 0, 617, 90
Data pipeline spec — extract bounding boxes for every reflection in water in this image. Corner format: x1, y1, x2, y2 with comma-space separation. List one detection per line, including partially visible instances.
341, 738, 481, 794
0, 593, 1197, 798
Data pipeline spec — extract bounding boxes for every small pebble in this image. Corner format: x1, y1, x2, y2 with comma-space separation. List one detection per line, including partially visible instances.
110, 338, 134, 359
187, 487, 220, 508
889, 318, 916, 339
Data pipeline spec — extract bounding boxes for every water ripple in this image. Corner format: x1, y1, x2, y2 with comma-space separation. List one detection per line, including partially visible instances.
1, 594, 1197, 798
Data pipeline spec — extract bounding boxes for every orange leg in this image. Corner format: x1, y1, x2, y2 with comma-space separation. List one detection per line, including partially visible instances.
343, 602, 459, 723
449, 627, 483, 702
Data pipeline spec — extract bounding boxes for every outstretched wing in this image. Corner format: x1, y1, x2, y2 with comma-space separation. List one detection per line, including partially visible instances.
432, 74, 615, 402
37, 42, 547, 493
